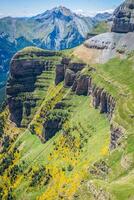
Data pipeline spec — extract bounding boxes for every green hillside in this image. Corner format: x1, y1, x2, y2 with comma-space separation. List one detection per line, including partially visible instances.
0, 47, 134, 200
90, 21, 111, 35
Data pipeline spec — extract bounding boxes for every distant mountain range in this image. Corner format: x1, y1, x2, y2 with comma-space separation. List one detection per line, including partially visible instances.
93, 12, 112, 22
0, 6, 112, 72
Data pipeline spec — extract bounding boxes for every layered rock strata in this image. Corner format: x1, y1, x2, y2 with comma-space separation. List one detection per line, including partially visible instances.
7, 47, 59, 127
55, 58, 86, 87
112, 0, 134, 33
56, 63, 122, 149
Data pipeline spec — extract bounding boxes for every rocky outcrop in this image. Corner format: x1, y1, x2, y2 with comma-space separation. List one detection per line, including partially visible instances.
55, 64, 65, 85
112, 0, 134, 33
61, 70, 122, 150
92, 86, 116, 119
7, 47, 59, 127
55, 58, 86, 87
73, 75, 89, 95
43, 118, 62, 141
110, 125, 123, 150
64, 69, 76, 87
8, 97, 23, 127
83, 0, 134, 64
43, 110, 68, 141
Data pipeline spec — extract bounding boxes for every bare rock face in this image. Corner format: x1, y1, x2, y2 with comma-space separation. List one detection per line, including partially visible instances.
64, 69, 76, 87
8, 97, 23, 127
112, 0, 134, 33
55, 57, 86, 87
75, 75, 89, 95
43, 110, 68, 141
43, 118, 61, 141
92, 85, 116, 120
7, 47, 58, 127
110, 125, 123, 150
55, 64, 65, 85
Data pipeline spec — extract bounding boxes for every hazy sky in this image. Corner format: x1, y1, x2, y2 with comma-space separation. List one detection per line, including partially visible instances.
0, 0, 123, 17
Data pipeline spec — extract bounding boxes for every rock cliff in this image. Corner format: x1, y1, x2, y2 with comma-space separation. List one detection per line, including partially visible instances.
7, 47, 60, 127
56, 62, 122, 149
112, 0, 134, 33
81, 0, 134, 64
55, 58, 85, 87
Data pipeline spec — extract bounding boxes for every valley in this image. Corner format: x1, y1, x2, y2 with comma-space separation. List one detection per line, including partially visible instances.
0, 0, 134, 199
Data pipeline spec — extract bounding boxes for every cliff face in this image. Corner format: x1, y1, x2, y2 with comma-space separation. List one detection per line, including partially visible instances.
55, 63, 122, 149
81, 0, 134, 65
7, 47, 59, 127
112, 0, 134, 33
55, 58, 85, 87
75, 76, 120, 149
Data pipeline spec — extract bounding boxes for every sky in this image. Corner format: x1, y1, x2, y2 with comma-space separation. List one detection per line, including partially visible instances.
0, 0, 123, 18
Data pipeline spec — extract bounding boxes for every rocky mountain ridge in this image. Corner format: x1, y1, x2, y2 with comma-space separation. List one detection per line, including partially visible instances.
1, 38, 134, 200
55, 58, 122, 150
0, 6, 94, 51
83, 0, 134, 64
112, 0, 134, 33
0, 6, 112, 74
6, 47, 61, 127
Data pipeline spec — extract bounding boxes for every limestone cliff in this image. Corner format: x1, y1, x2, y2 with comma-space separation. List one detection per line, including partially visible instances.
112, 0, 134, 33
55, 58, 85, 87
7, 47, 60, 127
78, 0, 134, 64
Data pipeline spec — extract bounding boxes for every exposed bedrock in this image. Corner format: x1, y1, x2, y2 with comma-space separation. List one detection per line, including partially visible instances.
59, 69, 122, 149
8, 97, 23, 127
64, 69, 76, 87
73, 74, 89, 95
55, 64, 65, 85
92, 85, 116, 119
43, 110, 68, 141
112, 0, 134, 33
7, 47, 58, 127
55, 58, 86, 87
43, 119, 61, 141
110, 124, 123, 150
83, 0, 134, 64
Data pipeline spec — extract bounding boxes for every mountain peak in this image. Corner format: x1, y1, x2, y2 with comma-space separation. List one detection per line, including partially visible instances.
52, 6, 73, 16
33, 6, 74, 21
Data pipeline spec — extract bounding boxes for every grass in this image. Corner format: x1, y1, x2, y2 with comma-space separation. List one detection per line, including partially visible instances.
0, 49, 134, 199
73, 52, 134, 200
90, 21, 110, 35
12, 93, 110, 199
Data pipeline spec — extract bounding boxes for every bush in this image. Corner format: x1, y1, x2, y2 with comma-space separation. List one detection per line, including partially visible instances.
67, 164, 74, 172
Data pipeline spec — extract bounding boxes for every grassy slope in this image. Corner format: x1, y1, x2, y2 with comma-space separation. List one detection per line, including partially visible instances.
90, 21, 111, 35
0, 48, 134, 199
14, 94, 110, 200
74, 52, 134, 199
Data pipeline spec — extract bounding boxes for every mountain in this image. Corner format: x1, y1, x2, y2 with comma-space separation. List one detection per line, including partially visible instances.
0, 32, 16, 72
0, 1, 134, 199
1, 46, 134, 199
93, 12, 112, 22
0, 6, 96, 74
81, 0, 134, 64
0, 6, 112, 101
0, 7, 112, 74
0, 6, 94, 51
112, 0, 134, 33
